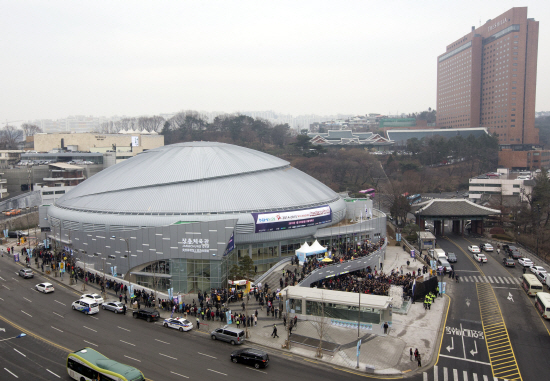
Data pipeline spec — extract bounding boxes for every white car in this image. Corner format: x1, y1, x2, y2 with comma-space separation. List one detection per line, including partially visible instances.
102, 302, 125, 313
81, 293, 104, 305
36, 282, 54, 293
72, 298, 99, 315
163, 317, 193, 332
482, 244, 493, 252
473, 253, 488, 263
468, 245, 481, 253
530, 266, 547, 275
518, 258, 534, 267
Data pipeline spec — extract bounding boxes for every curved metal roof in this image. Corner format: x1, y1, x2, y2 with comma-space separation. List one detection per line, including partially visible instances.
55, 142, 341, 214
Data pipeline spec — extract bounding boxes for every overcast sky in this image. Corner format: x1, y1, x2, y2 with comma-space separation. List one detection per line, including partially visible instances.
1, 0, 548, 121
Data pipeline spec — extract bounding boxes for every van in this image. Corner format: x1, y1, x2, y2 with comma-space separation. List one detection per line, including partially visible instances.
211, 325, 245, 345
433, 248, 447, 260
437, 258, 453, 273
72, 297, 100, 315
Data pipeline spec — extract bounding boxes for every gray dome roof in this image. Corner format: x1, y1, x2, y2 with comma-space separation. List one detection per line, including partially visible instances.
55, 142, 340, 214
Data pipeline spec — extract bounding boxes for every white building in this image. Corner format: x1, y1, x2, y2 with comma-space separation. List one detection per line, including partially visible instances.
468, 168, 533, 202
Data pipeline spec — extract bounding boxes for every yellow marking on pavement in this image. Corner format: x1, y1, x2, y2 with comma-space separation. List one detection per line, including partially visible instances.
435, 294, 451, 366
445, 236, 485, 276
476, 283, 522, 381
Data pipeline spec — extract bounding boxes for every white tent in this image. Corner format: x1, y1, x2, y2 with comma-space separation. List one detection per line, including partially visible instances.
295, 242, 311, 264
309, 240, 327, 255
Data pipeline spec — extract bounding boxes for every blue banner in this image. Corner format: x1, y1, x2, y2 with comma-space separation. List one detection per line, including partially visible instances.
226, 310, 232, 325
223, 232, 234, 257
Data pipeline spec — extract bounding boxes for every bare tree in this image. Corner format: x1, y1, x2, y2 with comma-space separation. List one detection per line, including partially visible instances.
21, 123, 43, 137
137, 116, 165, 132
312, 292, 329, 358
0, 125, 23, 149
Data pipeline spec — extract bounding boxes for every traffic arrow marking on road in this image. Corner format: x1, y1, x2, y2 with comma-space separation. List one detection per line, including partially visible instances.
470, 341, 478, 357
507, 292, 514, 302
0, 328, 5, 332
446, 337, 454, 353
466, 298, 471, 307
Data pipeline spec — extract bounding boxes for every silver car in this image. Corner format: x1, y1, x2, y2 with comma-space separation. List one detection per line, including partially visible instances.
102, 302, 125, 313
19, 268, 34, 278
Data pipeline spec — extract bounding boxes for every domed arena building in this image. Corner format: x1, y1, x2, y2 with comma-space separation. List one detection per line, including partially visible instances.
44, 142, 385, 293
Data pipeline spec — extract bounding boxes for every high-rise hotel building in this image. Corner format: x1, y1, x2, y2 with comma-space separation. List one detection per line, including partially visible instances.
436, 7, 539, 147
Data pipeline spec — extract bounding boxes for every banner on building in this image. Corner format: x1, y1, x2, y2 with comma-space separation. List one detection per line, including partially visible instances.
252, 205, 332, 233
223, 232, 234, 257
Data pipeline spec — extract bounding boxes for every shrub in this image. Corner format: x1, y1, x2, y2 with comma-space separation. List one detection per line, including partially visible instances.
492, 234, 513, 241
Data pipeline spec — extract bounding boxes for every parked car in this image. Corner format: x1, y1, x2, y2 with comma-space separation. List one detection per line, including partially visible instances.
102, 302, 125, 313
35, 282, 54, 293
447, 252, 457, 263
530, 266, 547, 276
481, 243, 493, 252
518, 258, 534, 267
163, 317, 193, 332
132, 308, 160, 322
503, 258, 515, 267
536, 272, 547, 285
211, 326, 245, 345
80, 293, 104, 305
230, 348, 269, 369
3, 209, 21, 216
468, 245, 481, 253
473, 253, 488, 263
72, 298, 99, 315
19, 268, 34, 278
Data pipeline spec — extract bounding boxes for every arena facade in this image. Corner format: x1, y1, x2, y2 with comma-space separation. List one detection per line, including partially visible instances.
44, 142, 386, 293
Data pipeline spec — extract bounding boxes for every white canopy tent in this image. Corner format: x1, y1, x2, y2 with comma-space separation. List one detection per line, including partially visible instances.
296, 240, 327, 264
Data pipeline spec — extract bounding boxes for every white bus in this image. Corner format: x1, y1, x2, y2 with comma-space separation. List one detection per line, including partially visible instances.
522, 274, 543, 296
535, 292, 550, 319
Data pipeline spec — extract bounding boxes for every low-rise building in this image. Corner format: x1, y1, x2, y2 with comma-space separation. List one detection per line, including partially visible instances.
468, 168, 533, 202
0, 150, 24, 168
35, 163, 86, 204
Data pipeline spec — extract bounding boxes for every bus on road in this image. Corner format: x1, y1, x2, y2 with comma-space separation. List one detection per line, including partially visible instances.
407, 194, 422, 204
67, 348, 145, 381
359, 188, 376, 197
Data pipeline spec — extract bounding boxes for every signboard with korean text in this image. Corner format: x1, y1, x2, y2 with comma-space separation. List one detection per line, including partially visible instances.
131, 136, 139, 147
252, 205, 332, 233
181, 238, 210, 253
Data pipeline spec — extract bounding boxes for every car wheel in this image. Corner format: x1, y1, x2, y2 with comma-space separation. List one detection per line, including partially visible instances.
179, 327, 183, 332
230, 340, 236, 345
164, 323, 168, 328
147, 317, 151, 322
72, 305, 76, 310
102, 305, 106, 309
232, 357, 238, 363
114, 310, 118, 314
133, 313, 137, 318
254, 362, 260, 369
211, 335, 216, 340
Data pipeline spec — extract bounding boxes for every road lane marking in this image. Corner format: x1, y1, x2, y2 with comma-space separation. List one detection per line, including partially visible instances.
14, 348, 26, 357
476, 283, 523, 381
503, 277, 510, 284
433, 365, 438, 381
54, 300, 65, 306
118, 326, 131, 332
53, 312, 64, 318
12, 278, 18, 282
198, 352, 217, 359
51, 326, 63, 333
120, 340, 135, 346
487, 276, 494, 283
246, 367, 267, 374
438, 354, 491, 365
3, 285, 10, 290
155, 339, 170, 344
498, 277, 505, 283
208, 369, 227, 376
4, 368, 18, 378
23, 297, 31, 303
46, 369, 61, 378
21, 310, 32, 317
83, 326, 97, 332
160, 353, 177, 360
170, 371, 189, 378
124, 355, 141, 362
0, 297, 3, 301
83, 340, 98, 347
463, 370, 468, 381
89, 316, 99, 320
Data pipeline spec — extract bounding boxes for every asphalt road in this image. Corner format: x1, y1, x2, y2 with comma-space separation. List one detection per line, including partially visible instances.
410, 235, 550, 381
0, 257, 368, 381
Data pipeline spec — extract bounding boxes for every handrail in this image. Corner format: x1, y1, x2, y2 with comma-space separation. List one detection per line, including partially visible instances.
254, 256, 292, 284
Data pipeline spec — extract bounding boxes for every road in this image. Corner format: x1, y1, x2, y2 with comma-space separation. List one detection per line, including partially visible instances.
0, 257, 368, 381
412, 235, 550, 381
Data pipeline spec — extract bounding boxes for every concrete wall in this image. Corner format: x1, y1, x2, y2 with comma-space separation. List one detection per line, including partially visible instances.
1, 211, 39, 230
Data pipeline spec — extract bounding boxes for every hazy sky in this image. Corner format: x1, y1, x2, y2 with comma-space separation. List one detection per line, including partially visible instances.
1, 0, 548, 121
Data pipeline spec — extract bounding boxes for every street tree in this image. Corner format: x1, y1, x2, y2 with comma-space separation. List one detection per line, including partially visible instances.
0, 125, 23, 149
21, 123, 43, 137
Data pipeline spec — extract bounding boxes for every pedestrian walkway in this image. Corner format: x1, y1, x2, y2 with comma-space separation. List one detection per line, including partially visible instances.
422, 365, 504, 381
459, 275, 520, 285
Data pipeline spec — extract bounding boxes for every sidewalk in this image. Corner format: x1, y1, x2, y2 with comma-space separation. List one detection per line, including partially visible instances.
3, 238, 448, 376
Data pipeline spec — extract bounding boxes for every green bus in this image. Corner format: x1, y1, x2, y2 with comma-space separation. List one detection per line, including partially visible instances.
67, 348, 145, 381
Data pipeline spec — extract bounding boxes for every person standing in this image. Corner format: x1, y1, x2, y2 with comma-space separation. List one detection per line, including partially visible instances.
122, 304, 127, 315
414, 348, 419, 361
383, 321, 389, 334
410, 348, 413, 361
271, 324, 279, 338
196, 317, 200, 330
417, 353, 422, 367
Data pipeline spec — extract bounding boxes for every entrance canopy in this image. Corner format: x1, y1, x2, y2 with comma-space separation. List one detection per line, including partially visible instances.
296, 240, 328, 264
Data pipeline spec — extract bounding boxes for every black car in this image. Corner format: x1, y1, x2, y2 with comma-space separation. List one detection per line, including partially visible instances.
231, 348, 269, 369
7, 230, 28, 238
132, 308, 160, 322
447, 252, 457, 263
503, 258, 515, 267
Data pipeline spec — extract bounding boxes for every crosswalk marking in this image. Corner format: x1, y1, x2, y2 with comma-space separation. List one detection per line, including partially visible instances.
460, 275, 520, 286
424, 367, 502, 381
